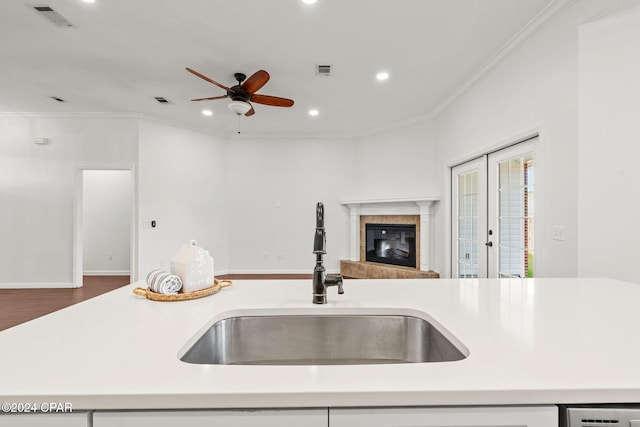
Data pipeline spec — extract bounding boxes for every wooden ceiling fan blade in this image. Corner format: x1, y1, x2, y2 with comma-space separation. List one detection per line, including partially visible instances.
251, 94, 294, 107
245, 104, 256, 116
186, 67, 233, 92
242, 70, 270, 94
191, 95, 228, 101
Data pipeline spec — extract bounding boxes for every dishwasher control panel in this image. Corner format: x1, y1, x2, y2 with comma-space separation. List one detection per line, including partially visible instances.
560, 405, 640, 427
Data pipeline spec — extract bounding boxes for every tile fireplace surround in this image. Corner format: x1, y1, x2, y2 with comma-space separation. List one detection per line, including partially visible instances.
340, 197, 439, 279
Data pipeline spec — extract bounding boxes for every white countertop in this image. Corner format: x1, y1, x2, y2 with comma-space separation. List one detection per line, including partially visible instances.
1, 277, 640, 410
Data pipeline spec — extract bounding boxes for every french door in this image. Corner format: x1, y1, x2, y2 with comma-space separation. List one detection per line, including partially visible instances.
452, 138, 536, 278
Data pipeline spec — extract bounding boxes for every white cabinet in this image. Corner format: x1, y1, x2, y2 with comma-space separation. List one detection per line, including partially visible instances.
330, 405, 558, 427
0, 412, 90, 426
0, 405, 558, 426
93, 408, 327, 427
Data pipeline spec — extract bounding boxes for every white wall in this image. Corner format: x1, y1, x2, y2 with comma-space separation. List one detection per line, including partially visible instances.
227, 137, 357, 274
430, 0, 636, 278
0, 115, 431, 285
0, 115, 138, 287
578, 6, 640, 283
82, 169, 133, 275
137, 120, 229, 279
225, 121, 437, 275
353, 120, 437, 200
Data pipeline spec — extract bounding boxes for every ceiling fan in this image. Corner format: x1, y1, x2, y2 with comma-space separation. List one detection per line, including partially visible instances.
186, 67, 295, 116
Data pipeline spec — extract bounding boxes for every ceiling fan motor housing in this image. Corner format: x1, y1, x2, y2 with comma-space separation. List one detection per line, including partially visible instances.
228, 86, 250, 102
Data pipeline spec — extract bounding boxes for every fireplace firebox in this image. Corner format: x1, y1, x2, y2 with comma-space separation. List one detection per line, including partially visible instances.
365, 223, 417, 268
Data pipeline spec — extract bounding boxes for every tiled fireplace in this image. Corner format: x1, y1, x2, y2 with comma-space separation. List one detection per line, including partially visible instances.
340, 197, 439, 279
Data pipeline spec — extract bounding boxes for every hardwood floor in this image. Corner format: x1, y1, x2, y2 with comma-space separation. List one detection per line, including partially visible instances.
0, 274, 312, 332
0, 276, 130, 332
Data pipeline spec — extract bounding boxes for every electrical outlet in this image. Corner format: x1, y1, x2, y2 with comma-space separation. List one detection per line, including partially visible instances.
276, 253, 286, 261
552, 225, 566, 241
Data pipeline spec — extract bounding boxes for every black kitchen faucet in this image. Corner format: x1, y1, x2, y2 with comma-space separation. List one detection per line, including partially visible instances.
312, 202, 344, 304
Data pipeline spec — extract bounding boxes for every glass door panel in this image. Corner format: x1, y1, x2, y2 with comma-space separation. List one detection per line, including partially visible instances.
488, 141, 535, 278
451, 158, 486, 278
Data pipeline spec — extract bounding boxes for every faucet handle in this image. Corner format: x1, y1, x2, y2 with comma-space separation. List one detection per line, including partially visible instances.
325, 274, 344, 295
313, 229, 326, 254
316, 202, 324, 228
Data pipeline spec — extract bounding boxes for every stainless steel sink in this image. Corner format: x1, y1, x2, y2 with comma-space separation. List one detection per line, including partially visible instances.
179, 310, 468, 365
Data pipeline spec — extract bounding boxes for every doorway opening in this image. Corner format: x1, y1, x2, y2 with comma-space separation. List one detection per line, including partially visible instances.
73, 167, 135, 288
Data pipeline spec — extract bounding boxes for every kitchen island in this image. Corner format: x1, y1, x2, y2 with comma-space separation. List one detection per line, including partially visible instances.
1, 278, 639, 419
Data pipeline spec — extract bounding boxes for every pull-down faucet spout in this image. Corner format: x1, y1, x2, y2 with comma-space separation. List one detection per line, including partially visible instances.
312, 202, 344, 304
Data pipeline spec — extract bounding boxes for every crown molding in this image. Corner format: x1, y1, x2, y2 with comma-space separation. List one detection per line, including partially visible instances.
136, 113, 357, 140
0, 111, 357, 140
352, 114, 432, 139
0, 112, 139, 119
315, 0, 578, 139
426, 0, 578, 119
1, 0, 576, 144
134, 113, 230, 138
227, 130, 355, 140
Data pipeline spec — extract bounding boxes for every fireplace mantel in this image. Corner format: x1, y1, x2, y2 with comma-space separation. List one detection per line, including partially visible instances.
341, 197, 439, 272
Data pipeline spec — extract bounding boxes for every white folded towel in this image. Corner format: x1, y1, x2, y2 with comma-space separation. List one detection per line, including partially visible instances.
146, 269, 183, 294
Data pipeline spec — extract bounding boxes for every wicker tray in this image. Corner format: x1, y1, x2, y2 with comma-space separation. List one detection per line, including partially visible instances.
133, 279, 232, 302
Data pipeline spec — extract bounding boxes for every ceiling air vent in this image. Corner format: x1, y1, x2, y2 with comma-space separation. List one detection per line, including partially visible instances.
154, 97, 172, 104
316, 64, 332, 77
50, 96, 65, 103
29, 4, 74, 27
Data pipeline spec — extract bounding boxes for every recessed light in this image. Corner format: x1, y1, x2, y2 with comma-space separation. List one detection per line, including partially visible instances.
302, 0, 317, 4
308, 109, 319, 116
82, 0, 96, 3
376, 71, 389, 81
202, 110, 213, 116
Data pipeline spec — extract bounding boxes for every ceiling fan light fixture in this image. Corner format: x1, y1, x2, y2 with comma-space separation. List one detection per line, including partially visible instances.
228, 101, 252, 116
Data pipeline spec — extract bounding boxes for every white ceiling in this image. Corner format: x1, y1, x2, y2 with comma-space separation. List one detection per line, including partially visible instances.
1, 0, 557, 137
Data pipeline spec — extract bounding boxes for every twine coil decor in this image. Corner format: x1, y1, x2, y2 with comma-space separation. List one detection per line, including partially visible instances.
133, 279, 232, 302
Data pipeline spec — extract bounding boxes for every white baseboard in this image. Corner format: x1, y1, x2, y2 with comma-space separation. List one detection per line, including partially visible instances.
83, 270, 131, 276
0, 282, 75, 289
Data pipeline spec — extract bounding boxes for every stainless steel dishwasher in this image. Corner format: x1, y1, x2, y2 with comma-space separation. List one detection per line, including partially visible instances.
560, 405, 640, 426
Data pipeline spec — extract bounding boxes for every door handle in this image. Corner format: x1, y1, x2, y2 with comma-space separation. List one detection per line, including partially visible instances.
485, 241, 493, 247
